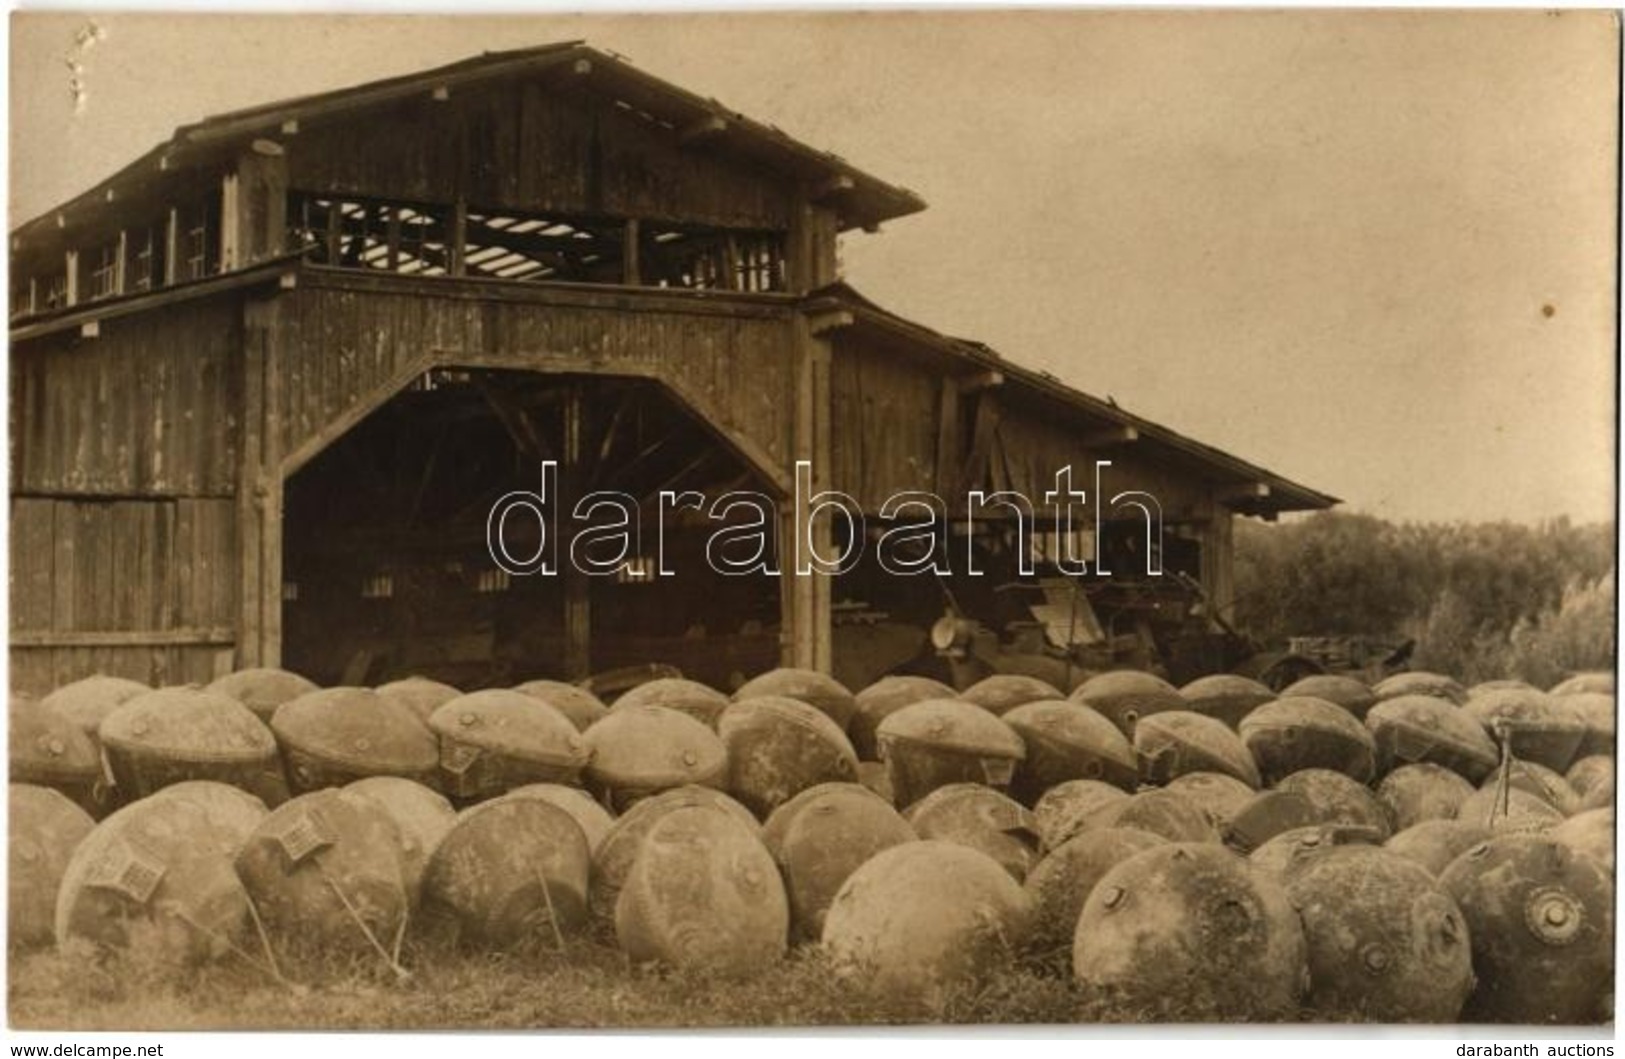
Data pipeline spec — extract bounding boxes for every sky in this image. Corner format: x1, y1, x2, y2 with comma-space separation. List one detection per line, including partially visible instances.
8, 8, 1619, 525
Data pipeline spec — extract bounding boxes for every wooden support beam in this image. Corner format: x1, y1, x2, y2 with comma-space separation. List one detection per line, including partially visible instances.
164, 209, 179, 287
957, 369, 1004, 394
561, 384, 592, 680
236, 143, 289, 266
812, 174, 856, 202
1220, 481, 1272, 504
64, 250, 78, 307
10, 628, 235, 648
935, 375, 962, 497
220, 173, 240, 272
622, 218, 641, 285
957, 391, 1003, 499
1081, 424, 1139, 448
678, 114, 728, 146
1201, 512, 1236, 626
448, 200, 468, 277
806, 309, 853, 336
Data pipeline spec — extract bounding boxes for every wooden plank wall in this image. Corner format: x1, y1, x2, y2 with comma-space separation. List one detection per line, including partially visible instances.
287, 82, 793, 231
10, 497, 237, 693
11, 299, 241, 494
10, 297, 243, 694
828, 339, 1221, 522
281, 277, 800, 484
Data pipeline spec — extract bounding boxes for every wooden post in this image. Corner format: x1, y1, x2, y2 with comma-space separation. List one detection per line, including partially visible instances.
448, 200, 467, 277
64, 250, 78, 307
786, 200, 840, 294
220, 173, 240, 272
238, 295, 287, 667
781, 314, 833, 672
561, 384, 591, 679
622, 218, 641, 285
114, 230, 127, 296
164, 209, 179, 287
235, 141, 289, 266
1202, 508, 1236, 626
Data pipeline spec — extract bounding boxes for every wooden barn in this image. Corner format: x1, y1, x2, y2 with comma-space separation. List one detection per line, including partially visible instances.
8, 42, 1336, 697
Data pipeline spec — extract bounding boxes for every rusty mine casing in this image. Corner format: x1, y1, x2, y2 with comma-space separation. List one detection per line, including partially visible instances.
615, 804, 788, 978
271, 687, 441, 793
1032, 779, 1130, 850
1365, 695, 1500, 783
1551, 808, 1613, 875
99, 688, 289, 807
11, 694, 105, 816
233, 787, 411, 968
611, 677, 730, 728
734, 667, 856, 732
207, 668, 320, 726
961, 674, 1065, 717
849, 676, 956, 761
1385, 820, 1496, 877
1002, 699, 1138, 804
1132, 710, 1261, 789
1179, 673, 1276, 730
1440, 834, 1615, 1024
56, 782, 267, 966
422, 797, 592, 951
717, 695, 859, 818
761, 782, 917, 942
1482, 759, 1582, 816
582, 705, 728, 812
41, 675, 150, 742
822, 840, 1032, 1013
488, 783, 616, 853
1226, 790, 1326, 853
1550, 672, 1614, 697
1567, 755, 1615, 804
875, 698, 1026, 810
1164, 771, 1259, 834
10, 784, 96, 949
344, 776, 457, 899
1086, 787, 1222, 845
427, 690, 589, 801
1281, 674, 1379, 720
1377, 764, 1476, 831
1022, 827, 1167, 957
1239, 696, 1377, 785
1456, 787, 1565, 835
590, 785, 758, 921
1465, 688, 1587, 773
375, 676, 464, 724
1563, 693, 1616, 759
510, 680, 609, 732
1272, 768, 1393, 840
1249, 824, 1384, 882
903, 783, 1043, 882
1072, 843, 1308, 1022
1284, 845, 1475, 1022
1068, 670, 1183, 737
1373, 671, 1469, 707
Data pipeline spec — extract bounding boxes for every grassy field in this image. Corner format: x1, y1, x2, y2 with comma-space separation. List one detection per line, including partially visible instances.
8, 930, 1097, 1031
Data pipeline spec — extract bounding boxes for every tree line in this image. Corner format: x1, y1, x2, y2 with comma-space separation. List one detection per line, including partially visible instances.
1231, 511, 1615, 687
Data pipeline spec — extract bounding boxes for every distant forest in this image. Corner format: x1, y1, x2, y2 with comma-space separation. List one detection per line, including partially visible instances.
1232, 512, 1616, 687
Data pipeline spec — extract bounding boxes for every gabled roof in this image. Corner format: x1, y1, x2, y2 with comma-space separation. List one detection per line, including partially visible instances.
12, 41, 926, 246
808, 281, 1339, 518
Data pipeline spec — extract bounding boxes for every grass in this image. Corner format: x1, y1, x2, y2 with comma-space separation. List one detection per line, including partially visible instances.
8, 926, 1095, 1031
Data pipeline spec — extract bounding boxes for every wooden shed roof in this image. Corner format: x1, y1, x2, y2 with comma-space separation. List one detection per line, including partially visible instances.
809, 282, 1340, 518
12, 41, 927, 245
